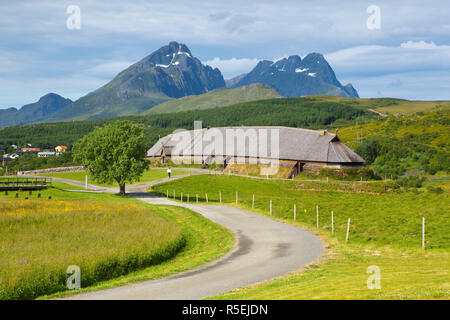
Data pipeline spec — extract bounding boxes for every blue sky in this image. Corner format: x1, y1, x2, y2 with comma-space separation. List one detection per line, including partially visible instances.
1, 0, 449, 109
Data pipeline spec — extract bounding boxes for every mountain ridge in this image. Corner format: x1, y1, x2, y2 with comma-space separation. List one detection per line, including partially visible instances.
48, 41, 226, 121
2, 42, 361, 126
231, 53, 359, 98
0, 93, 72, 127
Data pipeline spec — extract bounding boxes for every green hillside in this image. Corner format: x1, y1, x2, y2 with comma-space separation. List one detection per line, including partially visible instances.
48, 88, 170, 121
335, 107, 450, 177
143, 83, 281, 114
307, 95, 450, 115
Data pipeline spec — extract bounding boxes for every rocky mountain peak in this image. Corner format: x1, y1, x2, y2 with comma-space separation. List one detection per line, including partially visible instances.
231, 51, 357, 98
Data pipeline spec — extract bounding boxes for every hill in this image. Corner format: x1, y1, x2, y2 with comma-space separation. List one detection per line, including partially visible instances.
0, 93, 72, 127
231, 54, 359, 98
47, 41, 225, 121
306, 95, 450, 115
335, 107, 450, 177
144, 83, 281, 114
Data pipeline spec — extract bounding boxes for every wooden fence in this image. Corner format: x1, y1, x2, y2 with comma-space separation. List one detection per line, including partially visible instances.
0, 176, 52, 190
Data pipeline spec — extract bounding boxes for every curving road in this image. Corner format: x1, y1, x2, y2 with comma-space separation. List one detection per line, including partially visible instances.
55, 175, 324, 300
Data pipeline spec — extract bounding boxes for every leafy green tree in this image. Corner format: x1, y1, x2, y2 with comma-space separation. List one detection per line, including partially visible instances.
355, 139, 381, 164
73, 121, 148, 195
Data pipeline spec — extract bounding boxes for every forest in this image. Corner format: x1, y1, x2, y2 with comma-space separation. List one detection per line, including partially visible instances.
0, 98, 374, 150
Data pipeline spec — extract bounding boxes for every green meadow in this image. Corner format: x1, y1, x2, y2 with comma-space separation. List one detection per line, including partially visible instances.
155, 174, 450, 299
0, 183, 234, 300
39, 168, 189, 188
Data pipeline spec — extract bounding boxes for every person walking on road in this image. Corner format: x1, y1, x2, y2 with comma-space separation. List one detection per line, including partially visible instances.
167, 167, 172, 179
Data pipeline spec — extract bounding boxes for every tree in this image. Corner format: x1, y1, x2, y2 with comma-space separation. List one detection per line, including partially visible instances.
73, 121, 148, 195
355, 138, 381, 164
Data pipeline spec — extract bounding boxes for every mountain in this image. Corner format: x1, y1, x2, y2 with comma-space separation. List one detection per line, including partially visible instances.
144, 83, 281, 114
231, 53, 359, 98
48, 41, 226, 121
0, 93, 72, 127
225, 73, 247, 88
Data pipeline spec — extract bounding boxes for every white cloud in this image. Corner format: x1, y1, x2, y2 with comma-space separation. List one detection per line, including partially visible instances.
347, 70, 450, 100
85, 61, 134, 77
325, 41, 450, 100
1, 1, 450, 106
326, 41, 450, 77
400, 40, 437, 49
204, 57, 260, 78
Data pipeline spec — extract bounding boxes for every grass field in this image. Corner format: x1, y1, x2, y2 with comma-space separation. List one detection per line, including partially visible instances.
39, 168, 189, 188
307, 95, 450, 115
154, 174, 450, 299
212, 242, 449, 299
0, 181, 131, 201
0, 200, 184, 299
0, 183, 234, 300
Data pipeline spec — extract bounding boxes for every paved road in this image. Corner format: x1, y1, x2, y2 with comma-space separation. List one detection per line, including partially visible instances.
55, 175, 324, 300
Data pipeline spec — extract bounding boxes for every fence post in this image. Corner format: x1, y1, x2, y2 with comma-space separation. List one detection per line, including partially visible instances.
270, 200, 272, 216
294, 204, 296, 221
206, 193, 208, 203
252, 194, 255, 209
236, 191, 238, 204
219, 191, 222, 203
316, 205, 319, 228
422, 217, 425, 251
181, 192, 183, 202
331, 210, 334, 234
85, 175, 88, 190
346, 218, 351, 243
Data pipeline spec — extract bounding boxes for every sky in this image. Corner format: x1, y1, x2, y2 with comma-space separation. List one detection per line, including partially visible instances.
0, 0, 449, 109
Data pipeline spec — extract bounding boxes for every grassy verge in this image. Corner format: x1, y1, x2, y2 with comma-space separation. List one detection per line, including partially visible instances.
39, 168, 189, 187
155, 174, 449, 299
0, 184, 234, 300
0, 200, 184, 300
212, 241, 448, 299
42, 203, 234, 300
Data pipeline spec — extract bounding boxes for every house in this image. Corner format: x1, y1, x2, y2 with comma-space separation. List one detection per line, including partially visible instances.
147, 126, 364, 176
55, 145, 68, 153
38, 152, 61, 158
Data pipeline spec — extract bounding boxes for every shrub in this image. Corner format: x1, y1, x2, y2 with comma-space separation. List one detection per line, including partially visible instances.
302, 166, 379, 181
397, 175, 426, 188
426, 186, 444, 194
